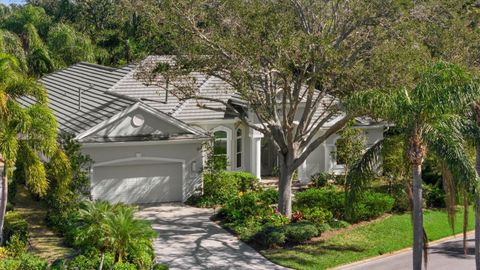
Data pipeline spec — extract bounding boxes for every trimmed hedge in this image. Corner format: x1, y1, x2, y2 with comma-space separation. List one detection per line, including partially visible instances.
284, 221, 319, 243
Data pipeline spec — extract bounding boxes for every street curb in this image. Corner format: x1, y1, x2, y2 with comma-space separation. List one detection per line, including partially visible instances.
331, 230, 475, 270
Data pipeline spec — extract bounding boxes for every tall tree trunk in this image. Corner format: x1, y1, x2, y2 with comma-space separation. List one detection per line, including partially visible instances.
412, 163, 424, 270
0, 163, 8, 245
98, 251, 105, 270
278, 152, 294, 218
475, 103, 480, 269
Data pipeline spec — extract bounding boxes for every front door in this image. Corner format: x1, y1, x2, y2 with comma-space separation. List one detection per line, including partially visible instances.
261, 137, 278, 177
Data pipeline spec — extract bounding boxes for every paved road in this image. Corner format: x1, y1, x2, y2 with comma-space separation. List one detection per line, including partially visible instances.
337, 233, 475, 270
137, 204, 289, 270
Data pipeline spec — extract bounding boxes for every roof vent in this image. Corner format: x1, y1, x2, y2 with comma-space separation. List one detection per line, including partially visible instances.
78, 84, 94, 111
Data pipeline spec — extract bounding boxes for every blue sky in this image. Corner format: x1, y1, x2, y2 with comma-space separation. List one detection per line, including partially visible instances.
0, 0, 25, 4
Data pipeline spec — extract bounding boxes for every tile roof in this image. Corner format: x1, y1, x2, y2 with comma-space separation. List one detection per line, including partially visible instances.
20, 62, 135, 135
20, 61, 208, 140
108, 56, 234, 122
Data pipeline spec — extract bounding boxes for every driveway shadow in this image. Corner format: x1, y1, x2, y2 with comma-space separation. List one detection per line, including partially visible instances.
136, 203, 290, 270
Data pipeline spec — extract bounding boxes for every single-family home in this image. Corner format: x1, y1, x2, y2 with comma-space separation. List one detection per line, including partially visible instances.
30, 56, 384, 204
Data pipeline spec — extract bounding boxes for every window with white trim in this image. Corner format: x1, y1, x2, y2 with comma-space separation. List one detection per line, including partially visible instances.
236, 128, 243, 168
212, 126, 232, 170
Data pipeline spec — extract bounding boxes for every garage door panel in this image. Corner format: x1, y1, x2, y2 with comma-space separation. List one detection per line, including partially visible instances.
92, 163, 182, 204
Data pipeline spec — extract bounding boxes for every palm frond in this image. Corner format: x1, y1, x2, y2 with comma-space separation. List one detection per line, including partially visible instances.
441, 164, 456, 233
345, 139, 383, 218
413, 61, 480, 116
19, 142, 48, 197
344, 88, 406, 121
424, 117, 478, 192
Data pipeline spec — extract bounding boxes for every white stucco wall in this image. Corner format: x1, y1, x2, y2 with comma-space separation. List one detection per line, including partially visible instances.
303, 125, 384, 181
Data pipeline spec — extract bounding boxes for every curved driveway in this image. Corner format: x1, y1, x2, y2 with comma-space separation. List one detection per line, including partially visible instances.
137, 204, 289, 270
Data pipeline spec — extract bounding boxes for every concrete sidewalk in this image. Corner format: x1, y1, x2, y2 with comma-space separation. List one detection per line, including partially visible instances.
336, 233, 475, 270
137, 204, 289, 270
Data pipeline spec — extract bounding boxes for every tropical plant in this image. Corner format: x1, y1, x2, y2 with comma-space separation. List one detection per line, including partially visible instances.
345, 62, 480, 270
73, 201, 157, 269
0, 53, 58, 244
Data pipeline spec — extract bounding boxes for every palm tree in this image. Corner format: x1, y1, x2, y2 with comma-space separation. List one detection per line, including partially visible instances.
104, 206, 156, 264
345, 62, 480, 270
0, 53, 58, 244
74, 202, 156, 269
74, 201, 116, 270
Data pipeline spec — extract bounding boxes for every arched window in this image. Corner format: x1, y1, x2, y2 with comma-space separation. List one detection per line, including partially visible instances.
236, 128, 243, 168
212, 126, 231, 170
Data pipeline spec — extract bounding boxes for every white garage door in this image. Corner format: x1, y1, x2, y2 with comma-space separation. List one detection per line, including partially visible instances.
91, 162, 183, 204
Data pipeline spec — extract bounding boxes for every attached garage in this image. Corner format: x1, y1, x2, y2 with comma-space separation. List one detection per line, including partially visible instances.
76, 103, 209, 205
91, 160, 184, 204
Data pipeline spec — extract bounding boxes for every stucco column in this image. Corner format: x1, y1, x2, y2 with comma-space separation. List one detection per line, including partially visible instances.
298, 160, 308, 185
249, 129, 263, 180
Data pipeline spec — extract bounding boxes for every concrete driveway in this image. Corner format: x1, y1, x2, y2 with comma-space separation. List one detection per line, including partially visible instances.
337, 233, 475, 270
137, 204, 289, 270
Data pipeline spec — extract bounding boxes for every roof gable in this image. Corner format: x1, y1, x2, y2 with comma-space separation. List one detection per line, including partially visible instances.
77, 102, 208, 143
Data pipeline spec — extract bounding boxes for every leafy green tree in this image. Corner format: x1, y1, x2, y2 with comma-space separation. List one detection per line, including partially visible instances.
346, 62, 480, 270
0, 53, 57, 244
151, 0, 423, 218
47, 23, 95, 68
1, 4, 51, 39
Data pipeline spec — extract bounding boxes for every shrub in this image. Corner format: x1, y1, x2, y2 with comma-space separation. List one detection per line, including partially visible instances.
50, 259, 66, 270
424, 184, 446, 208
198, 171, 259, 207
330, 219, 350, 229
113, 262, 137, 270
152, 263, 170, 270
310, 172, 335, 188
284, 221, 319, 243
294, 188, 345, 219
257, 189, 278, 205
68, 254, 99, 270
227, 172, 259, 192
316, 223, 332, 233
0, 258, 21, 270
254, 225, 286, 248
4, 211, 29, 243
18, 254, 48, 270
202, 172, 238, 206
291, 211, 304, 223
225, 216, 263, 241
301, 207, 332, 225
6, 234, 28, 257
389, 184, 410, 212
218, 192, 265, 223
349, 191, 395, 222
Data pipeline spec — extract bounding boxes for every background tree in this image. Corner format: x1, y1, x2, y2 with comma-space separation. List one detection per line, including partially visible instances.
0, 53, 57, 244
346, 62, 480, 270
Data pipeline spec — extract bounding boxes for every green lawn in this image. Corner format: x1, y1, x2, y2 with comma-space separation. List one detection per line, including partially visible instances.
262, 208, 474, 270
